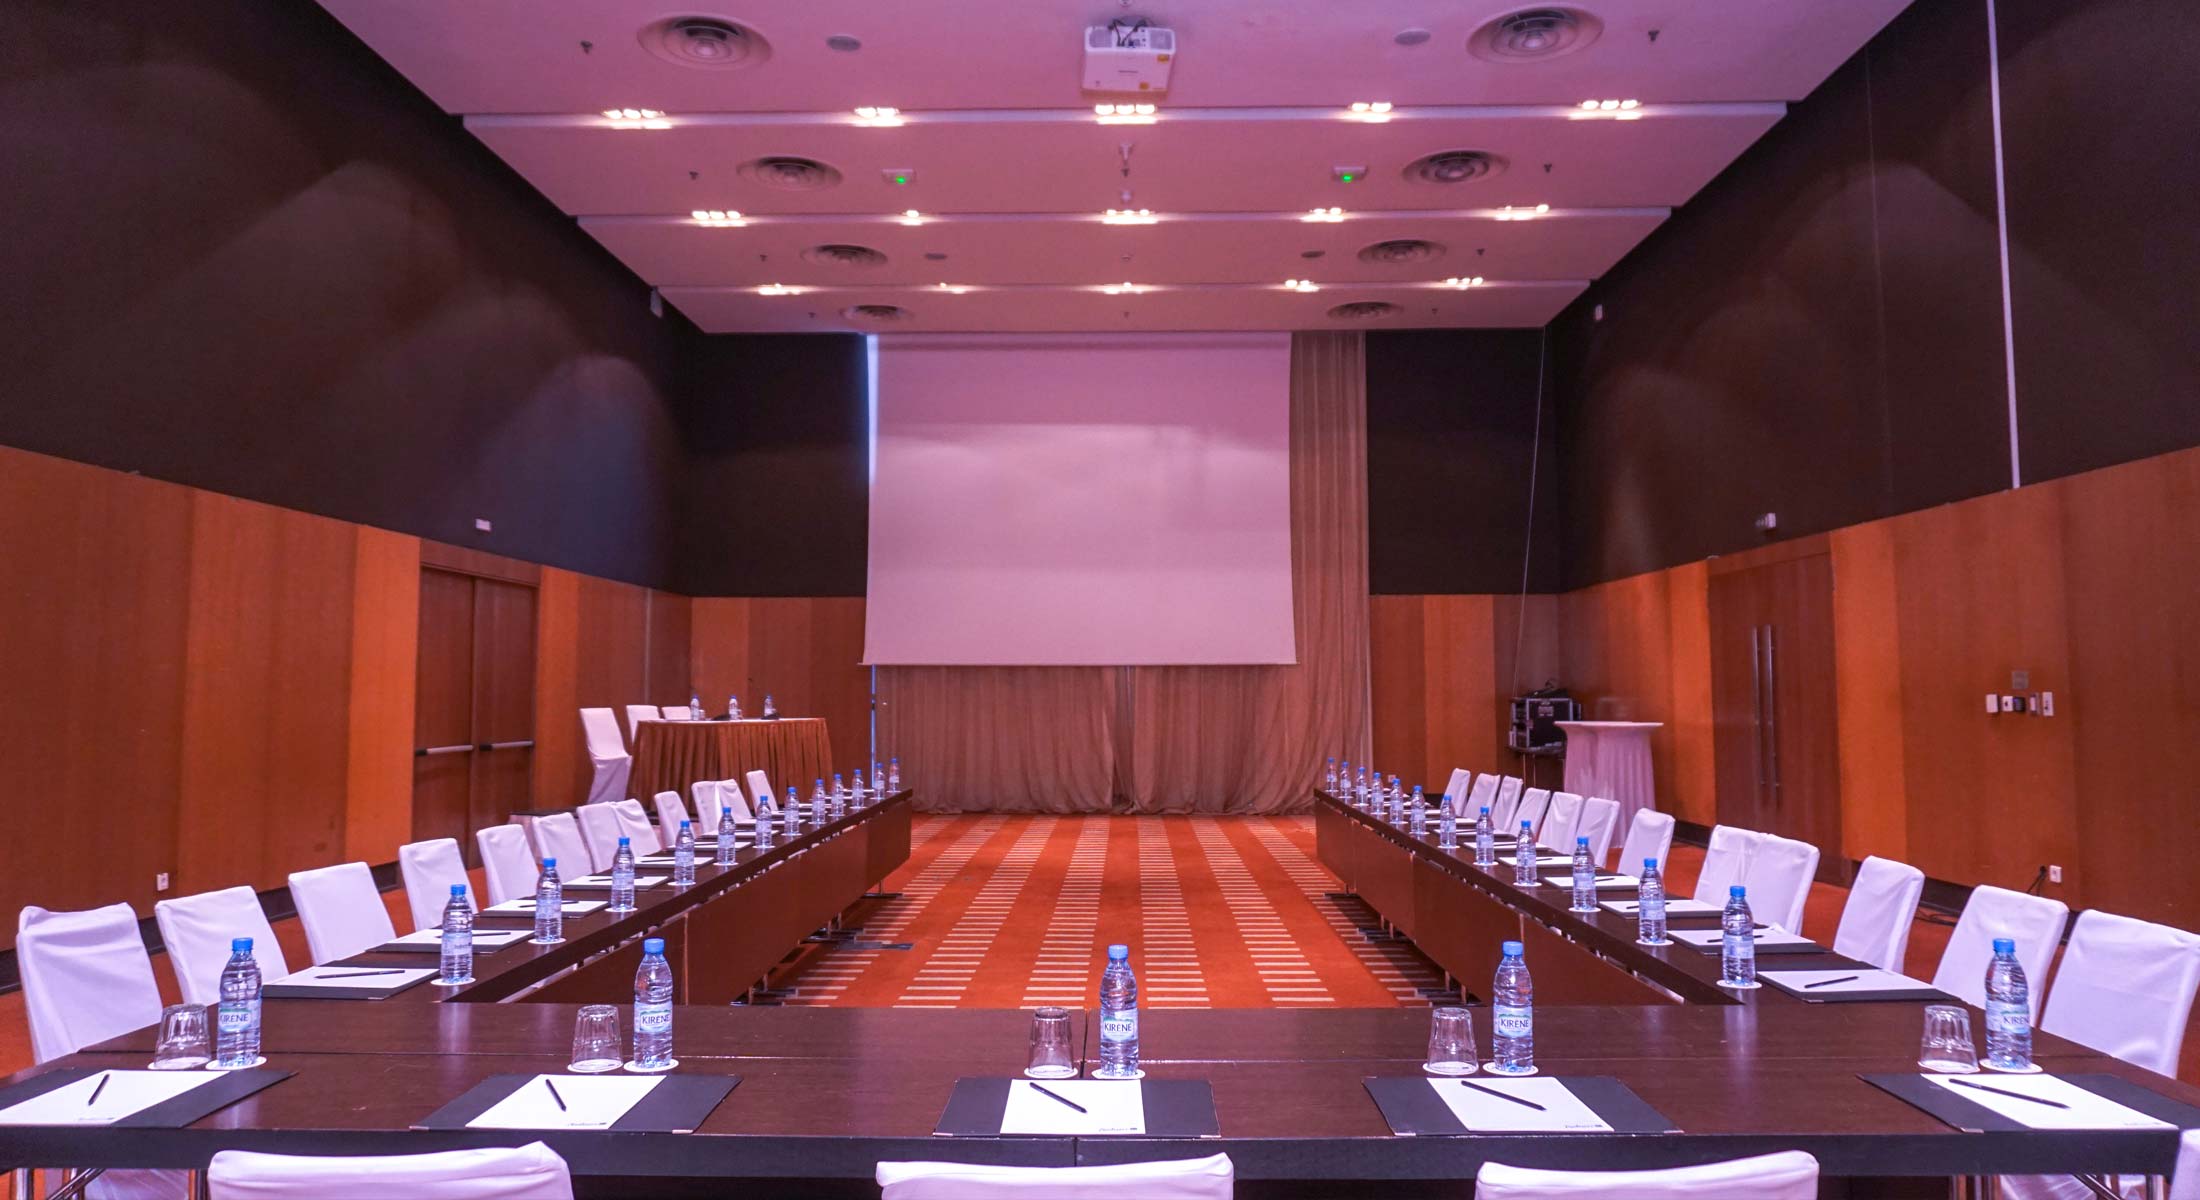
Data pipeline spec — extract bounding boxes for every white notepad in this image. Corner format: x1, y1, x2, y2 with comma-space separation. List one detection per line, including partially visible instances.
999, 1080, 1146, 1136
1430, 1077, 1612, 1133
0, 1071, 224, 1126
466, 1075, 662, 1131
1541, 874, 1641, 891
566, 875, 669, 889
1759, 967, 1940, 995
1602, 897, 1722, 917
270, 966, 439, 991
482, 898, 607, 916
384, 928, 532, 949
1920, 1074, 2172, 1130
1671, 927, 1818, 951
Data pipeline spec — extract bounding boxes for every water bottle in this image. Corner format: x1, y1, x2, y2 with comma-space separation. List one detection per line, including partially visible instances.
1570, 836, 1597, 912
673, 820, 696, 887
728, 694, 741, 720
1636, 858, 1669, 945
1721, 885, 1757, 987
610, 837, 637, 912
850, 769, 869, 810
1324, 757, 1338, 793
533, 858, 564, 944
1356, 765, 1371, 808
1096, 944, 1141, 1078
1474, 806, 1496, 867
1436, 802, 1457, 849
888, 757, 902, 791
1337, 759, 1351, 801
631, 937, 675, 1071
213, 938, 262, 1069
688, 691, 702, 719
872, 761, 886, 798
1512, 820, 1537, 885
438, 884, 474, 985
1408, 785, 1428, 837
1491, 940, 1534, 1075
753, 791, 777, 850
809, 778, 828, 826
1984, 937, 2033, 1070
831, 773, 848, 819
715, 806, 738, 866
782, 784, 803, 837
1388, 777, 1406, 825
762, 693, 777, 718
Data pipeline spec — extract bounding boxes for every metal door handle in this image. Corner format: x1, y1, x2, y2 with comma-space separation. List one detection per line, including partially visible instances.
481, 740, 535, 751
1763, 625, 1781, 801
1749, 626, 1767, 793
416, 744, 474, 757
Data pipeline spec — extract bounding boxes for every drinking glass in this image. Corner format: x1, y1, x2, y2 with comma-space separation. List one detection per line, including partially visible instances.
1918, 1004, 1980, 1073
149, 1004, 212, 1071
1024, 1007, 1077, 1079
1423, 1005, 1479, 1076
569, 1005, 624, 1074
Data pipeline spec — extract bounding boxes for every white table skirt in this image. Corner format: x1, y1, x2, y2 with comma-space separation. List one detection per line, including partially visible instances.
1555, 721, 1662, 834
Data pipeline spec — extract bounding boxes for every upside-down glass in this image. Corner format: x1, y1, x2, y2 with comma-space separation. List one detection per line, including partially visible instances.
569, 1005, 624, 1074
1025, 1007, 1077, 1079
1424, 1005, 1479, 1076
1918, 1004, 1980, 1073
149, 1004, 212, 1071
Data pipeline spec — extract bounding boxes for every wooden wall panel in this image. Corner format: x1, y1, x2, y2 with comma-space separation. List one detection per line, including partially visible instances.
1561, 570, 1708, 821
1369, 595, 1507, 789
345, 527, 419, 863
1367, 596, 1428, 782
177, 492, 357, 894
1661, 562, 1717, 828
530, 568, 581, 811
1828, 522, 1908, 864
691, 598, 871, 770
646, 590, 692, 706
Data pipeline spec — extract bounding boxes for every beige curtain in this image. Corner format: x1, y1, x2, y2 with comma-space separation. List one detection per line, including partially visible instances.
877, 332, 1372, 814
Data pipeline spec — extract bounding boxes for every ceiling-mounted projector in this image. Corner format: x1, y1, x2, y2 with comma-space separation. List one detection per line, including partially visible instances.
1083, 23, 1175, 93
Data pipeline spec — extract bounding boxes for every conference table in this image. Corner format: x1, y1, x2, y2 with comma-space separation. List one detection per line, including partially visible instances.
627, 716, 834, 805
3, 789, 2195, 1198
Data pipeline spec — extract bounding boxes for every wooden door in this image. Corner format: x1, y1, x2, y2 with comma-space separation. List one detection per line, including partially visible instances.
1709, 553, 1846, 882
470, 577, 537, 841
411, 568, 536, 864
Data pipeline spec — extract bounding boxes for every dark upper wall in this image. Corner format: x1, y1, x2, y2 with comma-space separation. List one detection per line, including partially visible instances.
1365, 330, 1564, 594
0, 0, 693, 589
1550, 0, 2200, 588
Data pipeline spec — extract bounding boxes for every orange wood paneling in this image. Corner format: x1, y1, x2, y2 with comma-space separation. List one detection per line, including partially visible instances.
530, 568, 581, 811
345, 527, 419, 863
647, 590, 692, 705
1562, 570, 1703, 820
1828, 521, 1908, 864
691, 597, 871, 770
1662, 561, 1716, 826
1370, 595, 1505, 789
1367, 596, 1427, 781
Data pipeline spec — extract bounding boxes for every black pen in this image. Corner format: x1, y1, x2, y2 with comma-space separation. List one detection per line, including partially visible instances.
1947, 1078, 2069, 1109
1460, 1079, 1546, 1111
86, 1073, 108, 1107
1803, 975, 1860, 989
544, 1079, 567, 1112
319, 969, 408, 979
1028, 1083, 1088, 1114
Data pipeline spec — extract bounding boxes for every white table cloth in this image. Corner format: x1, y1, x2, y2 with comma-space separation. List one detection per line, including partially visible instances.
1555, 721, 1662, 833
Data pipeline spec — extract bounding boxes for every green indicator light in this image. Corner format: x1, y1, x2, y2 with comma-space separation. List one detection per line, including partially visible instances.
1340, 173, 1355, 182
894, 175, 909, 184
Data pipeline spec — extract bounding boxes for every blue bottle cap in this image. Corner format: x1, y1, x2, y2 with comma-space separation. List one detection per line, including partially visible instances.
1107, 944, 1129, 960
1644, 857, 1657, 869
1730, 884, 1747, 898
1520, 821, 1532, 831
542, 857, 556, 869
680, 820, 691, 829
1502, 940, 1523, 956
643, 937, 664, 954
450, 884, 466, 896
1993, 937, 2016, 954
1480, 806, 1490, 814
231, 937, 252, 953
1577, 835, 1590, 845
618, 836, 630, 846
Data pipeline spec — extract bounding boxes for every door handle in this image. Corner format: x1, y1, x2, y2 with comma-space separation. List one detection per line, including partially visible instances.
1762, 624, 1781, 803
1749, 626, 1766, 794
480, 740, 535, 751
416, 744, 474, 757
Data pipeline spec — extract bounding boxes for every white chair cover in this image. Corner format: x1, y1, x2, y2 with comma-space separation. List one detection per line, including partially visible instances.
576, 804, 626, 869
660, 705, 692, 721
17, 903, 164, 1063
1616, 810, 1676, 876
877, 1153, 1234, 1200
1932, 884, 2070, 1020
1512, 788, 1551, 837
475, 825, 541, 906
531, 812, 595, 874
2174, 1128, 2200, 1200
1454, 773, 1499, 821
1535, 792, 1585, 854
1488, 776, 1524, 829
1832, 856, 1925, 973
1691, 826, 1765, 905
1439, 768, 1472, 813
624, 705, 660, 742
654, 790, 693, 846
397, 838, 475, 934
718, 779, 754, 822
612, 798, 665, 854
578, 707, 631, 807
2041, 909, 2200, 1075
1740, 833, 1820, 933
1475, 1150, 1818, 1199
286, 863, 396, 965
1577, 798, 1622, 865
747, 769, 778, 815
155, 887, 288, 1007
210, 1140, 573, 1200
690, 781, 723, 830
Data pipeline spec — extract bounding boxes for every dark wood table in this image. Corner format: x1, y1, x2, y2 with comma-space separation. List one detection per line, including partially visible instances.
628, 717, 835, 808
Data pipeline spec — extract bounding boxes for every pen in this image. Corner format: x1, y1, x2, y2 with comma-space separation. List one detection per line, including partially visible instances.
1460, 1079, 1546, 1112
1803, 976, 1860, 989
319, 970, 408, 979
1028, 1083, 1088, 1114
1947, 1078, 2070, 1109
86, 1073, 108, 1107
544, 1079, 568, 1112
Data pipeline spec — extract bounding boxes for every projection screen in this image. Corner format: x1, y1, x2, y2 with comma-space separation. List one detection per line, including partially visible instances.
863, 332, 1297, 666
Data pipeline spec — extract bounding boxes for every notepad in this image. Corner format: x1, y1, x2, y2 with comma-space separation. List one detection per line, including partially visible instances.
998, 1080, 1146, 1136
0, 1071, 224, 1126
263, 966, 439, 1000
1429, 1077, 1613, 1133
465, 1075, 662, 1131
1541, 874, 1641, 891
480, 898, 607, 916
1918, 1074, 2173, 1131
1671, 927, 1820, 951
564, 875, 669, 889
375, 928, 532, 952
1602, 897, 1722, 917
1759, 967, 1942, 996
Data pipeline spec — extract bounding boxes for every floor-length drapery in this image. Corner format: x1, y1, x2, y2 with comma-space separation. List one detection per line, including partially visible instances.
875, 667, 1116, 813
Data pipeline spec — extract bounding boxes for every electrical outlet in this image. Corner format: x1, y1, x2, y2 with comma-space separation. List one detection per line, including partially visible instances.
2048, 865, 2063, 884
155, 872, 170, 892
2039, 691, 2055, 717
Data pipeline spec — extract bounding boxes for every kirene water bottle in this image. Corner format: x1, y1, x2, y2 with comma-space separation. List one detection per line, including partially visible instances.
728, 694, 741, 720
851, 769, 869, 810
1984, 937, 2033, 1070
752, 791, 778, 850
762, 693, 777, 718
533, 858, 564, 944
631, 937, 675, 1071
609, 837, 637, 912
809, 778, 828, 826
1337, 759, 1352, 801
781, 784, 803, 838
1356, 765, 1371, 807
888, 757, 902, 791
1095, 944, 1141, 1079
1513, 820, 1538, 885
1437, 800, 1458, 849
673, 819, 696, 887
688, 691, 702, 719
1491, 940, 1534, 1075
1474, 806, 1496, 867
213, 937, 262, 1069
1388, 777, 1406, 825
716, 806, 739, 866
1636, 858, 1669, 945
1720, 884, 1757, 988
1570, 835, 1597, 913
1408, 785, 1428, 837
1324, 757, 1338, 793
438, 884, 474, 985
831, 773, 849, 819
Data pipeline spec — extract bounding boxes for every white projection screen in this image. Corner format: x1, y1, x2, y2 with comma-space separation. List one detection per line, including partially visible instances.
864, 332, 1297, 666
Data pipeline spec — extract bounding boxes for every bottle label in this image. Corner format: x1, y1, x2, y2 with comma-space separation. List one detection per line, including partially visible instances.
1493, 1005, 1532, 1039
1986, 999, 2028, 1037
636, 1001, 673, 1034
1099, 1008, 1139, 1044
445, 931, 472, 953
217, 999, 258, 1033
1724, 932, 1755, 963
1640, 895, 1665, 921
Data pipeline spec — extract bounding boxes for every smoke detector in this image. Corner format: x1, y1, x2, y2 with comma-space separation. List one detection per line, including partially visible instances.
1469, 8, 1603, 63
639, 16, 770, 69
1403, 150, 1508, 186
737, 156, 843, 191
1327, 301, 1402, 321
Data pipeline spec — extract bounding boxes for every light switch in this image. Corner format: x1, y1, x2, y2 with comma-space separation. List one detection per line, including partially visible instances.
1985, 693, 2000, 714
1998, 695, 2017, 713
2039, 691, 2055, 716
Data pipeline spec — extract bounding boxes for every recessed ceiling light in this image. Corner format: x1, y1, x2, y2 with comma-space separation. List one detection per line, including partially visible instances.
853, 106, 905, 127
897, 209, 925, 226
1573, 98, 1642, 120
1441, 276, 1487, 289
1345, 101, 1395, 123
1494, 203, 1552, 221
1094, 103, 1159, 126
600, 108, 672, 130
1100, 281, 1146, 296
689, 209, 747, 227
937, 283, 970, 295
825, 34, 862, 52
1302, 207, 1346, 223
757, 284, 802, 296
1282, 279, 1320, 293
1101, 208, 1158, 225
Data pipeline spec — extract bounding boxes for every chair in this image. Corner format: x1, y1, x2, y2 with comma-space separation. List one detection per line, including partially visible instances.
1454, 772, 1499, 820
877, 1153, 1234, 1200
1512, 788, 1551, 838
690, 781, 724, 830
612, 797, 665, 854
1439, 768, 1472, 812
1535, 792, 1584, 854
1932, 885, 2070, 1020
287, 863, 396, 964
1576, 798, 1622, 866
747, 768, 779, 815
660, 705, 692, 721
475, 825, 541, 906
1691, 826, 1766, 905
577, 707, 631, 807
1739, 833, 1821, 933
624, 704, 660, 742
531, 812, 595, 874
576, 803, 626, 869
2040, 909, 2200, 1074
1488, 776, 1524, 829
1474, 1150, 1818, 1199
1616, 810, 1676, 876
209, 1141, 573, 1200
397, 838, 475, 933
654, 790, 693, 846
1831, 856, 1926, 973
155, 887, 289, 1007
717, 779, 754, 821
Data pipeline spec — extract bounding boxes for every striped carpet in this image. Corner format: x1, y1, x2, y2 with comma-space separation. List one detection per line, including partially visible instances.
762, 814, 1453, 1009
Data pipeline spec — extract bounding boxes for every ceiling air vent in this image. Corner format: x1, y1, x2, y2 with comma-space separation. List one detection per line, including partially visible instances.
802, 244, 889, 268
639, 16, 770, 70
1327, 301, 1402, 321
1468, 8, 1603, 63
843, 304, 909, 322
1403, 150, 1507, 186
738, 156, 843, 191
1358, 239, 1445, 265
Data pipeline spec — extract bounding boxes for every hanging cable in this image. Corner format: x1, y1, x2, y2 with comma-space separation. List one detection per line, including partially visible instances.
1508, 326, 1549, 700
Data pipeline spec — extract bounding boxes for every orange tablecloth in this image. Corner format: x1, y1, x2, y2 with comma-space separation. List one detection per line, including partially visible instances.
630, 718, 834, 805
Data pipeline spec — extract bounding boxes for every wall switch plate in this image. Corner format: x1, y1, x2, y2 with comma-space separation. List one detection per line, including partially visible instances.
155, 872, 170, 892
1985, 693, 2000, 714
2039, 691, 2054, 716
474, 518, 492, 532
1999, 695, 2017, 713
2048, 865, 2063, 884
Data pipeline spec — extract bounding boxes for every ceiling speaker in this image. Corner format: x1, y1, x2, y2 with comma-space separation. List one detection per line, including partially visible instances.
1403, 150, 1507, 186
802, 244, 889, 268
639, 16, 770, 69
843, 304, 910, 322
1468, 8, 1603, 63
737, 156, 843, 191
1358, 239, 1446, 265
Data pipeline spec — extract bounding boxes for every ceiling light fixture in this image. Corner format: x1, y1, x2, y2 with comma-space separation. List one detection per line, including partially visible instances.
1302, 207, 1347, 223
897, 209, 926, 226
1094, 103, 1159, 126
853, 106, 905, 127
1441, 276, 1487, 289
1345, 101, 1396, 123
600, 108, 672, 130
1495, 204, 1552, 221
757, 283, 802, 296
1573, 98, 1642, 120
937, 283, 970, 295
1282, 279, 1321, 293
1100, 281, 1146, 296
689, 209, 747, 227
1101, 208, 1158, 225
